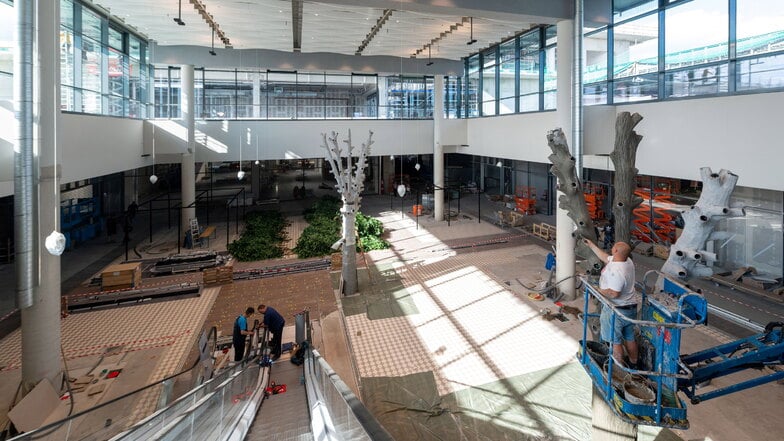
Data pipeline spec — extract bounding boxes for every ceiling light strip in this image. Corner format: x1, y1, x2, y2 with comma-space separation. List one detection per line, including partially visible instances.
411, 17, 469, 58
292, 0, 303, 52
189, 0, 232, 48
356, 9, 393, 56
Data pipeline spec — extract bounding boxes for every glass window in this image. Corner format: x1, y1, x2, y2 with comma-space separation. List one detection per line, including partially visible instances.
129, 36, 141, 60
108, 49, 126, 98
736, 0, 784, 57
737, 53, 784, 91
444, 76, 461, 119
81, 7, 102, 42
81, 89, 101, 114
665, 64, 729, 98
543, 46, 557, 110
499, 39, 516, 106
204, 69, 237, 119
481, 48, 497, 116
236, 71, 256, 119
665, 0, 728, 70
585, 29, 608, 84
466, 55, 480, 117
80, 37, 102, 93
61, 0, 74, 30
267, 71, 297, 119
325, 74, 350, 118
295, 72, 325, 119
613, 0, 657, 23
613, 13, 658, 78
519, 31, 540, 112
613, 72, 658, 103
108, 27, 123, 52
351, 74, 378, 119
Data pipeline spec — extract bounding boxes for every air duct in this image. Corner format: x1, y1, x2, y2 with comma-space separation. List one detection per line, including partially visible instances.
14, 0, 38, 309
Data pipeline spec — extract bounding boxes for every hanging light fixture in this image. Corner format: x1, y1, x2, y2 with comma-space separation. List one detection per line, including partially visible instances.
415, 163, 421, 171
150, 123, 158, 184
209, 27, 217, 56
173, 0, 185, 25
466, 17, 477, 45
496, 160, 503, 167
254, 134, 260, 165
237, 133, 245, 180
47, 69, 65, 256
426, 46, 434, 66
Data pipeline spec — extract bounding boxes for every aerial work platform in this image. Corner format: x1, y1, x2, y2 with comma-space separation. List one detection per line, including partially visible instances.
579, 271, 784, 429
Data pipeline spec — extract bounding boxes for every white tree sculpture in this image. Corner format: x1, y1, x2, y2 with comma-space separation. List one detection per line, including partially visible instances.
322, 130, 373, 296
662, 168, 744, 279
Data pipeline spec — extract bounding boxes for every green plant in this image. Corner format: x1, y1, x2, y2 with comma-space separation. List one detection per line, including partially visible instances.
228, 210, 288, 261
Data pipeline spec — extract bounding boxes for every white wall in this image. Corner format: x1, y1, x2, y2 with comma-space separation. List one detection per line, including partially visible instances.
612, 92, 784, 191
59, 114, 147, 184
466, 111, 558, 163
151, 119, 435, 164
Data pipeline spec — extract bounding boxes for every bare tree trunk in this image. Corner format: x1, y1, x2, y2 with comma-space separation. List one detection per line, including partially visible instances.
547, 128, 602, 273
322, 130, 373, 296
662, 168, 743, 279
610, 112, 644, 245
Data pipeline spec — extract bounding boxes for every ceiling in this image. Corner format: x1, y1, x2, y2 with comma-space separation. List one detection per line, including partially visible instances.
93, 0, 565, 61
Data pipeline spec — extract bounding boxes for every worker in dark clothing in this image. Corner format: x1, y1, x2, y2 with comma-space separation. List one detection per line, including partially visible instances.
258, 304, 285, 361
233, 307, 255, 362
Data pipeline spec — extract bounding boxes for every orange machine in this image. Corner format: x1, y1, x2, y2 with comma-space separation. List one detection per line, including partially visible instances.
584, 183, 606, 221
515, 186, 536, 215
632, 188, 677, 244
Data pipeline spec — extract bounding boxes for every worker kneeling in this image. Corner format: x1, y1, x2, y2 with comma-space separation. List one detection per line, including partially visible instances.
584, 238, 639, 370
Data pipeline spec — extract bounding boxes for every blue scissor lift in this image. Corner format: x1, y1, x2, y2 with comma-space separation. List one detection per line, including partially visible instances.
578, 270, 784, 429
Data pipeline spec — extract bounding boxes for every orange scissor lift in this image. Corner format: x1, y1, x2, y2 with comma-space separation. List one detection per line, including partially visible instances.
584, 183, 606, 221
515, 186, 536, 215
632, 182, 678, 244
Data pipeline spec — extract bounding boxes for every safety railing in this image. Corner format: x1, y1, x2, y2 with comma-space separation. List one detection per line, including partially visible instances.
8, 327, 219, 441
304, 349, 394, 441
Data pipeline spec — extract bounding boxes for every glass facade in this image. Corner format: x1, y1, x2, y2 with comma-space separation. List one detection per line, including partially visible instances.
60, 0, 152, 117
465, 0, 784, 112
153, 69, 440, 120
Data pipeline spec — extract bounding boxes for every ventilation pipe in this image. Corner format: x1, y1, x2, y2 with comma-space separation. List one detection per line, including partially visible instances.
14, 0, 37, 309
572, 0, 584, 177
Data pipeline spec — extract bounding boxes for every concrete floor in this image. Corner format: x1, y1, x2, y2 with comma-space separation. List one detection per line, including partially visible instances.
1, 167, 782, 440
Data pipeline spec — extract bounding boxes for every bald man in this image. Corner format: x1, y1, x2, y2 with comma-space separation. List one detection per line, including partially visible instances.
584, 238, 639, 370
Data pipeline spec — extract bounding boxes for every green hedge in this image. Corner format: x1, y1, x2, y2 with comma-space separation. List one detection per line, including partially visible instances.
294, 197, 389, 258
228, 210, 288, 261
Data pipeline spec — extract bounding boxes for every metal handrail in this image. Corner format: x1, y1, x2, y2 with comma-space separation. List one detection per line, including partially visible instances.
9, 326, 219, 441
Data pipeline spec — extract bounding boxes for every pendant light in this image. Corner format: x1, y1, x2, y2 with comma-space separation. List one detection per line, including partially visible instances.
466, 17, 477, 45
237, 133, 245, 180
209, 27, 217, 56
149, 124, 158, 184
173, 0, 185, 26
254, 134, 260, 165
426, 46, 434, 66
46, 65, 65, 256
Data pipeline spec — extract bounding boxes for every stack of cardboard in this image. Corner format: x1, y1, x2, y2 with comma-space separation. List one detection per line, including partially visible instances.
101, 262, 142, 291
203, 266, 233, 285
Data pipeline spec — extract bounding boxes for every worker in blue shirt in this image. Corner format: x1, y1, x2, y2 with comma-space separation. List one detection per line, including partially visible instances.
233, 307, 255, 362
258, 304, 286, 361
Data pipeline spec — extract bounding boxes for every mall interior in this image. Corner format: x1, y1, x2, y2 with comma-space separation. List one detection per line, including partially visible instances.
0, 0, 783, 440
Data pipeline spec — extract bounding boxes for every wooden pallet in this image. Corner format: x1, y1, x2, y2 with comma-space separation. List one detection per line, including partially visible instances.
203, 266, 234, 286
532, 223, 556, 241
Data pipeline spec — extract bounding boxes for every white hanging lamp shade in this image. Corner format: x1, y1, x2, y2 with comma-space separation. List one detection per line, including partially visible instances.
415, 163, 421, 171
496, 161, 503, 167
254, 159, 260, 165
45, 230, 66, 256
149, 174, 158, 184
397, 184, 407, 197
237, 170, 246, 180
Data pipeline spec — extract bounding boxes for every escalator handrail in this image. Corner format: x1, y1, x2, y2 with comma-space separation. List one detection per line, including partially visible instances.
10, 326, 219, 440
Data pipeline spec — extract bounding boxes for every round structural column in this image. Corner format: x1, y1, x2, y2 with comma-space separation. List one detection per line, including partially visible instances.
433, 75, 445, 222
20, 0, 63, 392
180, 65, 196, 233
555, 19, 576, 300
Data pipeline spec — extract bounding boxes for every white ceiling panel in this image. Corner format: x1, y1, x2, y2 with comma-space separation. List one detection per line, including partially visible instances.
94, 0, 534, 60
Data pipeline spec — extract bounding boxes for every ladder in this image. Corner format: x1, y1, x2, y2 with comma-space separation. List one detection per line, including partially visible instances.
189, 218, 201, 248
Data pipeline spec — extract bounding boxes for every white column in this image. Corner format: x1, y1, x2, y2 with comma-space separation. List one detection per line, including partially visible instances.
555, 20, 576, 299
252, 72, 260, 118
433, 75, 445, 221
181, 65, 196, 233
21, 0, 62, 392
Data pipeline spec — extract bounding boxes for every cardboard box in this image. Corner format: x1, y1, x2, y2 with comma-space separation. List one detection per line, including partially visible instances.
101, 262, 141, 290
